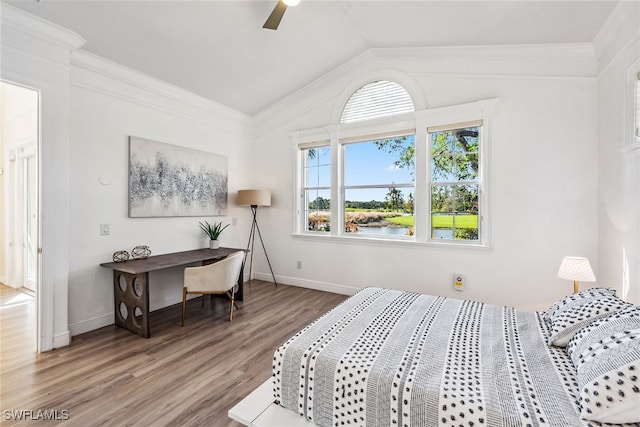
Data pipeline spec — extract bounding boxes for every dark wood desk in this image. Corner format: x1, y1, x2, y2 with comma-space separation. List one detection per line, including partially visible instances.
100, 247, 245, 338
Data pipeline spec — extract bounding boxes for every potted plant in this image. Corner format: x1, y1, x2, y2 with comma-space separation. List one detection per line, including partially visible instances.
199, 220, 229, 249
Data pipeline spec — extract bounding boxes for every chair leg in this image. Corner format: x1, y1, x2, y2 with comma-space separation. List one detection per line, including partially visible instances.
229, 290, 235, 321
181, 287, 187, 327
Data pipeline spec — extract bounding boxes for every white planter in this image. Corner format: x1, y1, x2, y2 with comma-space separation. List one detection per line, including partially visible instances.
209, 239, 220, 249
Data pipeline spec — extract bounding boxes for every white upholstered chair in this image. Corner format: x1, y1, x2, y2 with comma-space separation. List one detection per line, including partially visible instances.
181, 251, 244, 325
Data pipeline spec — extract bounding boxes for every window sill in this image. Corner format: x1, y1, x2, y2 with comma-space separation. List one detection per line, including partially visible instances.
291, 233, 492, 251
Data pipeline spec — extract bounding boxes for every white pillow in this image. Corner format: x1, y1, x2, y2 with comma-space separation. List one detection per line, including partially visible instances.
544, 287, 617, 326
547, 296, 630, 347
566, 305, 640, 423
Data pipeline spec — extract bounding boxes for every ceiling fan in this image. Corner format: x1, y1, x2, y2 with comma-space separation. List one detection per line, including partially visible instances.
263, 0, 300, 30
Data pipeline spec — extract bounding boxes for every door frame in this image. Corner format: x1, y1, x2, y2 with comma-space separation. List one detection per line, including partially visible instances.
1, 80, 43, 351
21, 148, 38, 292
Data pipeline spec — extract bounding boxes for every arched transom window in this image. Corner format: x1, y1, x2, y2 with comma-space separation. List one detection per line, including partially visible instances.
340, 80, 414, 124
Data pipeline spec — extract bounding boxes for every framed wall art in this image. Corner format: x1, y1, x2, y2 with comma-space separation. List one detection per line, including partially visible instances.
128, 136, 228, 217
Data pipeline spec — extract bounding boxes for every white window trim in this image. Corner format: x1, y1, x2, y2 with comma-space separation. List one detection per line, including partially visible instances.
339, 130, 416, 240
295, 140, 331, 235
292, 98, 498, 248
425, 121, 486, 246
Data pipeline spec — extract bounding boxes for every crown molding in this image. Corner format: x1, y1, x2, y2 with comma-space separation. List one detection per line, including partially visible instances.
71, 50, 253, 136
369, 43, 596, 60
593, 1, 640, 73
0, 3, 85, 51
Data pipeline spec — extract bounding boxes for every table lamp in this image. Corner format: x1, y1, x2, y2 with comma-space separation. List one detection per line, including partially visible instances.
557, 256, 595, 293
237, 190, 277, 286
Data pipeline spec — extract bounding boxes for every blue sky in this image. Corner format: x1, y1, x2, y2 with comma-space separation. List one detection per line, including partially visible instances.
344, 139, 414, 186
306, 136, 415, 202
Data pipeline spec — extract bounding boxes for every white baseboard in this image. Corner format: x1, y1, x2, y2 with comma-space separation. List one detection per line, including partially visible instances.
68, 294, 199, 337
252, 272, 359, 296
52, 330, 71, 348
66, 278, 351, 338
68, 313, 114, 337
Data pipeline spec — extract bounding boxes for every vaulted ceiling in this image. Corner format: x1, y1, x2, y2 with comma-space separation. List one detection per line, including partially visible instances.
7, 0, 618, 116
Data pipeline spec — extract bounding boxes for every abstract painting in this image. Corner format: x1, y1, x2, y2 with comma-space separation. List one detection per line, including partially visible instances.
128, 136, 228, 217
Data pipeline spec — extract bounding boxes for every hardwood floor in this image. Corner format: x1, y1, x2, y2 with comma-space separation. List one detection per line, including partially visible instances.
0, 281, 347, 426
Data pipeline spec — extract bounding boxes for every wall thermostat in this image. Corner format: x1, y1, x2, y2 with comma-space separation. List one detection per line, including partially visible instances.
453, 273, 465, 291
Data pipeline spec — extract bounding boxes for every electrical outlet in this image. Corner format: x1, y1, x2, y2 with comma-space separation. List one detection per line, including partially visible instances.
297, 261, 302, 269
100, 224, 111, 236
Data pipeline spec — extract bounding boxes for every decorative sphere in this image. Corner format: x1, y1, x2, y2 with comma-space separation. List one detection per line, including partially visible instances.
113, 251, 130, 263
131, 245, 151, 259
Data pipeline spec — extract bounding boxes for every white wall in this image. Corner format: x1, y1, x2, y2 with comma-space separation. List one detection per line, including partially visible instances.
596, 2, 640, 304
251, 46, 602, 311
66, 52, 254, 335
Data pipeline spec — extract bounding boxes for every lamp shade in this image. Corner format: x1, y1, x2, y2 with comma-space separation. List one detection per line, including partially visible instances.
557, 256, 596, 282
237, 190, 271, 207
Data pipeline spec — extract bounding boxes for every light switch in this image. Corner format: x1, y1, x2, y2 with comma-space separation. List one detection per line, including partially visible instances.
100, 224, 110, 236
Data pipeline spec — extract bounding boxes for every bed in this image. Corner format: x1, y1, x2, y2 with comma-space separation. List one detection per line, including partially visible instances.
230, 287, 640, 427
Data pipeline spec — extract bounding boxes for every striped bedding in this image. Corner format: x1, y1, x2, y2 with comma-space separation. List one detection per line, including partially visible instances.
272, 287, 639, 427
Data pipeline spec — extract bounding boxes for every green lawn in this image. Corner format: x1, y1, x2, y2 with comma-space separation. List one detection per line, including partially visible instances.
385, 215, 414, 226
386, 214, 478, 229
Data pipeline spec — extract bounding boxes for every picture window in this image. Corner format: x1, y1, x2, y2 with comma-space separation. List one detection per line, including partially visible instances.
295, 80, 494, 247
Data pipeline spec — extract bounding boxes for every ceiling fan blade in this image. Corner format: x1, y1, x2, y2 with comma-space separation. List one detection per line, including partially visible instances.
263, 0, 287, 30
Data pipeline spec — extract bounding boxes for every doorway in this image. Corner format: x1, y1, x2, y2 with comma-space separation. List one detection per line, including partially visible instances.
0, 80, 39, 349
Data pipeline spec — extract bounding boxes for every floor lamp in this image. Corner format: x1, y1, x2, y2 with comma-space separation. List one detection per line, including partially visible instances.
237, 190, 278, 286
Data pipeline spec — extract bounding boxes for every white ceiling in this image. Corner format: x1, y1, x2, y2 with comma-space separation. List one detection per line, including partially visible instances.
7, 0, 618, 116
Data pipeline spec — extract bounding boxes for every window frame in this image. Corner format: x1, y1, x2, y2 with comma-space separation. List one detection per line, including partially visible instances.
341, 131, 417, 240
427, 120, 483, 244
293, 99, 497, 248
635, 70, 640, 146
299, 141, 332, 234
625, 56, 640, 150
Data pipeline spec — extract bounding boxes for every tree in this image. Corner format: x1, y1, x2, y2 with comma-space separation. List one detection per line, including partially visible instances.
430, 128, 479, 218
309, 196, 330, 210
385, 187, 404, 212
404, 192, 414, 214
374, 128, 480, 240
431, 128, 479, 182
373, 136, 415, 176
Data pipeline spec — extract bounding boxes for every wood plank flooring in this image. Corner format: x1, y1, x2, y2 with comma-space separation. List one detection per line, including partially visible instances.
0, 281, 347, 426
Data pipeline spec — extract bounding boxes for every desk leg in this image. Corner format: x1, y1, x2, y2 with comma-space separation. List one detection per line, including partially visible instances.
113, 271, 150, 338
